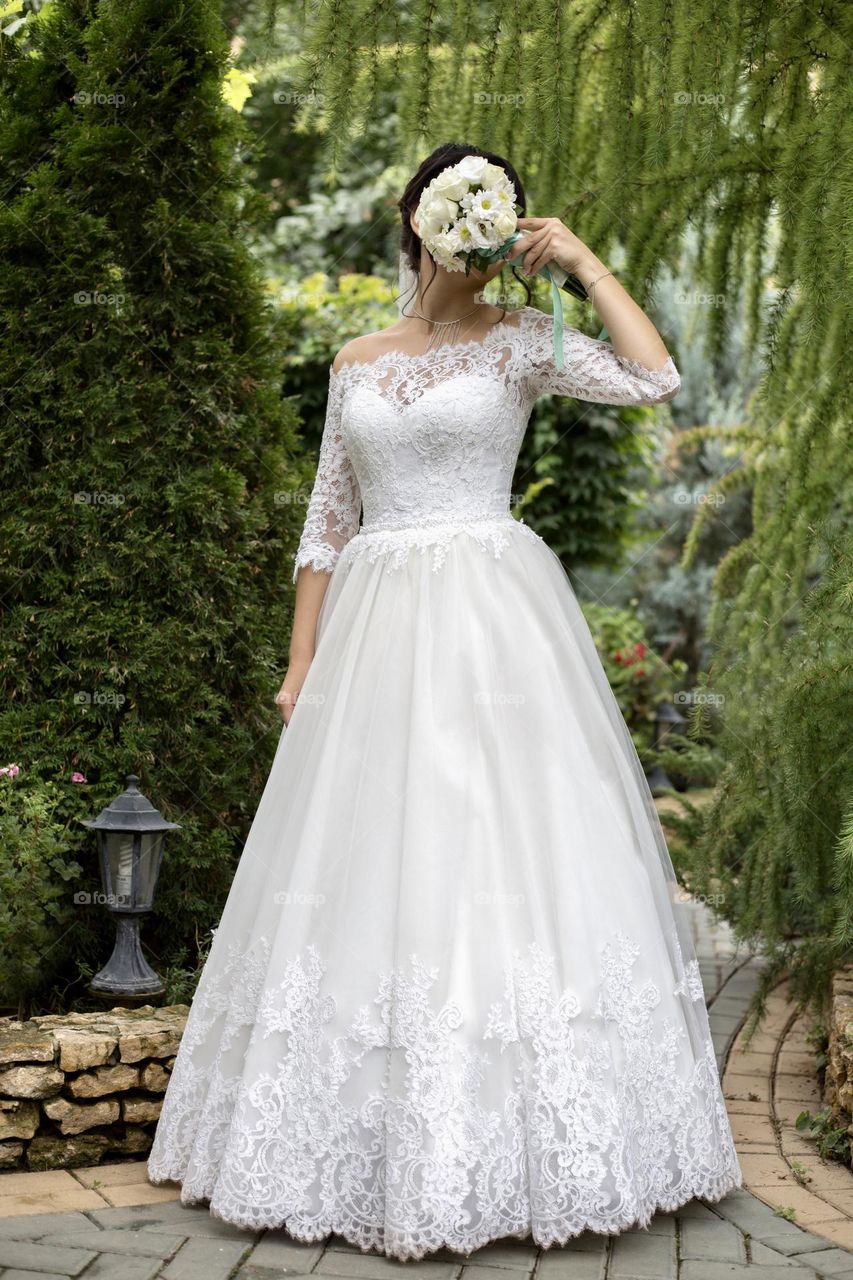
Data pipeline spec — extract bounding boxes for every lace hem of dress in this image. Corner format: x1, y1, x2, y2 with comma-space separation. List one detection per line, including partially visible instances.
335, 515, 543, 575
163, 1168, 743, 1258
147, 930, 742, 1259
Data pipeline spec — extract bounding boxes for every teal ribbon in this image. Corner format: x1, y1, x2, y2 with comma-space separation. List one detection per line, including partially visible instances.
480, 230, 610, 364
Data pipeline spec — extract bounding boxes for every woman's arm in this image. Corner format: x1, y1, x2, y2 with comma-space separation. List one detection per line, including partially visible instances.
572, 249, 671, 372
513, 216, 675, 372
276, 368, 361, 724
276, 568, 332, 724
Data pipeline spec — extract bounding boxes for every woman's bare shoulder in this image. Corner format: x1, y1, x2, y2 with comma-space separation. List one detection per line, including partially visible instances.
332, 327, 409, 373
331, 305, 528, 373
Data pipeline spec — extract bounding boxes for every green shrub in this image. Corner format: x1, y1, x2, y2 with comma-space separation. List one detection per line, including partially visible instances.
272, 270, 398, 448
0, 0, 305, 1011
0, 772, 85, 1017
678, 538, 853, 1016
581, 603, 688, 756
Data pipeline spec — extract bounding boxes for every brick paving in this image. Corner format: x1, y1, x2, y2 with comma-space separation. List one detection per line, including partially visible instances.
723, 983, 853, 1250
2, 901, 853, 1277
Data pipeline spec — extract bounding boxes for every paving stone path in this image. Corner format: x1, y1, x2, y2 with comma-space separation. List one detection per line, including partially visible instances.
2, 902, 853, 1278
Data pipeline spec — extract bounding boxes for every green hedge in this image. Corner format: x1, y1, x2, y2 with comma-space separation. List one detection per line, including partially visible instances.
0, 0, 305, 1014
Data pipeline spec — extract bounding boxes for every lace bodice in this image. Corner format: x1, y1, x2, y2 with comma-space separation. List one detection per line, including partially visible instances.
293, 306, 680, 580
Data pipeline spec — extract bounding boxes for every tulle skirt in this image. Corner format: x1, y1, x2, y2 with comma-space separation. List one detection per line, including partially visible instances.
147, 519, 742, 1259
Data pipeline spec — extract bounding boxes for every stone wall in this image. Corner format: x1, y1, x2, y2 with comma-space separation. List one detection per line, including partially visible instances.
823, 963, 853, 1152
0, 1005, 187, 1171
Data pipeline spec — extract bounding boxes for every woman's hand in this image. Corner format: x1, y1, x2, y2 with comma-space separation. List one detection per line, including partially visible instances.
510, 217, 673, 371
511, 216, 597, 279
275, 656, 313, 725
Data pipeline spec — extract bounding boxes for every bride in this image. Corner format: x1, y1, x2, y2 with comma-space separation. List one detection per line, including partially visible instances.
148, 142, 742, 1258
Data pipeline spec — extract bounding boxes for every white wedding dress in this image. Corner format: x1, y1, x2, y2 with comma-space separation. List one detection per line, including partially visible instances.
148, 305, 742, 1258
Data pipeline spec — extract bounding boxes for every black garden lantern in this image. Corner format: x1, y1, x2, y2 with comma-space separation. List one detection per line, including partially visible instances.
81, 774, 180, 1000
645, 701, 688, 796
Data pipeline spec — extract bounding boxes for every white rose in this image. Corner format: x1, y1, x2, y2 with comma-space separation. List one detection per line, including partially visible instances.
492, 207, 517, 239
456, 154, 489, 184
430, 166, 470, 201
482, 162, 514, 196
417, 195, 458, 235
428, 229, 465, 271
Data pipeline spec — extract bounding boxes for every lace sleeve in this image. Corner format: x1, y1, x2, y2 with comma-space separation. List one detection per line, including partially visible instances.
292, 369, 361, 584
521, 308, 681, 406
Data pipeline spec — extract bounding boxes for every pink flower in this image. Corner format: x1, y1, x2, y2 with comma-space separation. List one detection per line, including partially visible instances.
0, 763, 21, 777
70, 772, 88, 784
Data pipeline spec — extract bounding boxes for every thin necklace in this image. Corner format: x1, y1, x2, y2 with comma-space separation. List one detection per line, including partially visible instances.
405, 301, 483, 352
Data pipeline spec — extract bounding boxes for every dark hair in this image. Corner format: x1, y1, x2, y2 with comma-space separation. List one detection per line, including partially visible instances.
397, 142, 533, 314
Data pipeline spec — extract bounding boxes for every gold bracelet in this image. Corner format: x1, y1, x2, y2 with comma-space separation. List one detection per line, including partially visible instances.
586, 271, 614, 307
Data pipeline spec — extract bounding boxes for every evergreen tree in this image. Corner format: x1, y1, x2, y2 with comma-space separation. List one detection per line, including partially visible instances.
0, 0, 305, 1010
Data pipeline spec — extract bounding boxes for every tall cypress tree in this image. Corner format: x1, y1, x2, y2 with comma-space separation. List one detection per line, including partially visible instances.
0, 0, 305, 1007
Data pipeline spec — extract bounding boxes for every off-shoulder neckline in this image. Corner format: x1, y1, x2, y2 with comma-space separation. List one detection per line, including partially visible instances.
328, 305, 537, 379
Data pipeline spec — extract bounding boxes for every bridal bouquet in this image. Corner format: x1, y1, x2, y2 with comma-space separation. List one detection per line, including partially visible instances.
414, 154, 586, 369
414, 155, 522, 275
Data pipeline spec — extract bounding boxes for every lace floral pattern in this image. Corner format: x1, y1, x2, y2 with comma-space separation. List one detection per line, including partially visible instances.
292, 373, 361, 582
148, 929, 741, 1260
292, 307, 681, 581
670, 925, 707, 1003
337, 514, 543, 574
